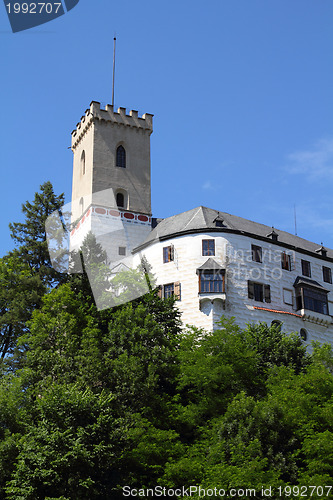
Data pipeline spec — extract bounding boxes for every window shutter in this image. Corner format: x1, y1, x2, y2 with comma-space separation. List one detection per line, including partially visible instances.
248, 281, 254, 299
174, 282, 181, 301
264, 284, 271, 303
170, 245, 174, 261
157, 285, 162, 299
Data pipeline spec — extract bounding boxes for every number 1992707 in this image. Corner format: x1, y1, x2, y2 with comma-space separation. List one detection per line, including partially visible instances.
6, 3, 62, 14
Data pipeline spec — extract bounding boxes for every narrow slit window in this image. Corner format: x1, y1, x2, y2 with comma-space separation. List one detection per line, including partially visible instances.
81, 150, 86, 175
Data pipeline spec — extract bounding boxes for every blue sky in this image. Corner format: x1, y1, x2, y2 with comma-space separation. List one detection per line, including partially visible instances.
1, 0, 333, 256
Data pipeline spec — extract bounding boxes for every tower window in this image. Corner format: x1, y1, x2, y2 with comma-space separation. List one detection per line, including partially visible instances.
79, 197, 84, 215
116, 192, 125, 208
116, 145, 126, 168
81, 150, 86, 175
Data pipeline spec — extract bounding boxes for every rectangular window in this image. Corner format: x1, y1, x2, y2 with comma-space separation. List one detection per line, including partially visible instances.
283, 288, 293, 306
163, 245, 174, 263
163, 283, 174, 298
323, 266, 332, 284
160, 282, 181, 301
199, 271, 224, 293
251, 244, 262, 263
301, 259, 311, 277
296, 287, 329, 315
281, 252, 291, 271
202, 240, 215, 256
118, 246, 126, 256
248, 281, 271, 303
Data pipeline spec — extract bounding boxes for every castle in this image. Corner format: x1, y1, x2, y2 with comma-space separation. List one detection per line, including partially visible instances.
70, 101, 333, 347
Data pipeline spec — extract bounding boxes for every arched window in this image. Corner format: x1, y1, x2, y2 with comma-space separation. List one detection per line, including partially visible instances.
81, 150, 86, 175
300, 328, 308, 341
116, 192, 125, 208
116, 145, 126, 168
79, 197, 84, 215
271, 320, 282, 331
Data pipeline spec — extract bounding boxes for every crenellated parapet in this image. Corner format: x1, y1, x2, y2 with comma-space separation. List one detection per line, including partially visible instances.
71, 101, 153, 150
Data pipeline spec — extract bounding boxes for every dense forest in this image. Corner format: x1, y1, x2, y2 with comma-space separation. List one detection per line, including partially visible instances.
0, 183, 332, 500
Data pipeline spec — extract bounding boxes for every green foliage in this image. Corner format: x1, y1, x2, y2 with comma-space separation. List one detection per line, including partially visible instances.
0, 183, 332, 497
0, 255, 45, 361
9, 181, 65, 287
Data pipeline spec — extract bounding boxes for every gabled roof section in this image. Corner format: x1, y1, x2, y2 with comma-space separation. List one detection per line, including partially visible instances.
293, 276, 329, 292
196, 258, 225, 273
133, 206, 333, 261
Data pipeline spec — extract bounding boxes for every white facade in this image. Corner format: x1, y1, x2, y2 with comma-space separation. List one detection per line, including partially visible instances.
133, 220, 333, 347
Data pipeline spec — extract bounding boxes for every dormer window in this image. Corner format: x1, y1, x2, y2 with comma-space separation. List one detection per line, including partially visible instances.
116, 145, 126, 168
267, 228, 278, 241
316, 245, 327, 257
213, 214, 225, 228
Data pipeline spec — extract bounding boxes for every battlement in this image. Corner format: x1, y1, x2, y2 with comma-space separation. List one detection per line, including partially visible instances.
71, 101, 153, 149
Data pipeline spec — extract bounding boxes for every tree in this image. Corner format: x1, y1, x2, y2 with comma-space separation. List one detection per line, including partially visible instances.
9, 181, 65, 287
0, 255, 45, 362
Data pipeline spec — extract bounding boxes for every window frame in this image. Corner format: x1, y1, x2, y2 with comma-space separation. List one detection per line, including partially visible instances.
248, 281, 271, 303
116, 145, 126, 168
301, 259, 311, 278
295, 286, 329, 315
159, 282, 181, 301
202, 239, 215, 256
281, 252, 291, 271
323, 266, 332, 284
163, 245, 174, 263
198, 270, 225, 294
251, 244, 262, 263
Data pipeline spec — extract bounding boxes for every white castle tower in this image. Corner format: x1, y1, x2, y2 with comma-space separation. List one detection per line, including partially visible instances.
70, 101, 153, 265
